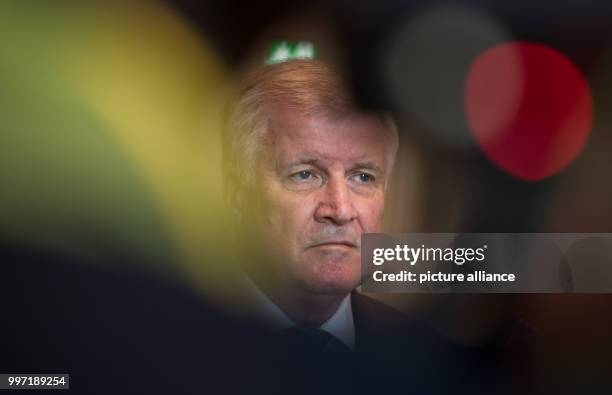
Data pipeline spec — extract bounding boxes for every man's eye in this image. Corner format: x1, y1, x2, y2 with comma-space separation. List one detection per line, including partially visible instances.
355, 172, 375, 183
290, 170, 317, 182
298, 170, 313, 180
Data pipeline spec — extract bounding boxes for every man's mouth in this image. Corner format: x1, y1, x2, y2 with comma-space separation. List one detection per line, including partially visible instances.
308, 240, 358, 249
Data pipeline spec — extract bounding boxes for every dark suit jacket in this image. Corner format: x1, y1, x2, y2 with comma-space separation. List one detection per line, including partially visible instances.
351, 292, 509, 395
1, 246, 516, 395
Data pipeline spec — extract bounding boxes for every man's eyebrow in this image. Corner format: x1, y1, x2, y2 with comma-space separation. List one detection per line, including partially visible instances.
352, 161, 383, 173
280, 159, 383, 173
284, 158, 323, 169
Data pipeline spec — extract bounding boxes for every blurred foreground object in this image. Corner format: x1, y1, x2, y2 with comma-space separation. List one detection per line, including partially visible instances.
0, 2, 233, 298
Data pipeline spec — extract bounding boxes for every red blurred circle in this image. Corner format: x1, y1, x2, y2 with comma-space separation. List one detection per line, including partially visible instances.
465, 42, 593, 181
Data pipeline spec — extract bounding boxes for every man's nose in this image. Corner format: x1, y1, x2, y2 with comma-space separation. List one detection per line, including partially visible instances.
314, 177, 356, 225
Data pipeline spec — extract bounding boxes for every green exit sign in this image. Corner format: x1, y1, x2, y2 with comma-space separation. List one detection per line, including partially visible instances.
265, 40, 317, 64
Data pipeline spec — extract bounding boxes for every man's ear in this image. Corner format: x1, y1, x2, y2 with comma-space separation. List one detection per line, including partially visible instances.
226, 181, 263, 227
232, 188, 246, 225
222, 170, 243, 224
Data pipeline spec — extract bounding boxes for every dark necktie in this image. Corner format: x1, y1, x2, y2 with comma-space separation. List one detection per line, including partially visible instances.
279, 326, 353, 356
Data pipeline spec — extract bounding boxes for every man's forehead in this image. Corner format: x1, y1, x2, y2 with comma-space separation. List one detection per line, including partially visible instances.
265, 106, 389, 168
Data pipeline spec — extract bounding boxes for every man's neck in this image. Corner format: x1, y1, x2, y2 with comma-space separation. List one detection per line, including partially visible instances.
248, 274, 347, 327
275, 289, 346, 327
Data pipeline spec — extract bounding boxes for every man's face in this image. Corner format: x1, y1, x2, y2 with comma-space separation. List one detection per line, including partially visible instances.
244, 106, 393, 295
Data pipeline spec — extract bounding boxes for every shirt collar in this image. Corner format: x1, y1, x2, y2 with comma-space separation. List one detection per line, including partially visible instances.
320, 295, 355, 350
244, 275, 356, 350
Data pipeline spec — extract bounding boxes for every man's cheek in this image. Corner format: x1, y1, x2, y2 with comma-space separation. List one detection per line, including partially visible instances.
265, 204, 302, 245
358, 201, 385, 231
